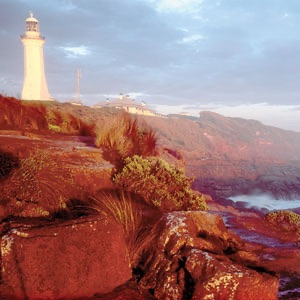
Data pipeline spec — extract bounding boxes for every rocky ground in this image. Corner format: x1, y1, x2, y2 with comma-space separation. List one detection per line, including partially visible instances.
0, 131, 299, 299
208, 200, 300, 300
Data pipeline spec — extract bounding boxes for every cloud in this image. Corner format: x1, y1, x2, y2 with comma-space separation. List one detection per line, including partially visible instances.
178, 33, 206, 44
155, 0, 202, 12
57, 0, 77, 12
60, 45, 91, 58
1, 0, 300, 133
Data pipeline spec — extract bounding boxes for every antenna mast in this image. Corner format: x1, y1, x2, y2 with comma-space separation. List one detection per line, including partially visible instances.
76, 69, 81, 101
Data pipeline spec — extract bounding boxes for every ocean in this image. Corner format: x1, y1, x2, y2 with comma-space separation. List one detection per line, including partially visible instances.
229, 194, 300, 211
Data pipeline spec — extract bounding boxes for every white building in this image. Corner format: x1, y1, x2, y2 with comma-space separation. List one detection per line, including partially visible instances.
94, 94, 157, 116
21, 12, 52, 101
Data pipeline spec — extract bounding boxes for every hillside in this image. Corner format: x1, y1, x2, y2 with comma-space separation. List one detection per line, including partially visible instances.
1, 95, 300, 299
0, 94, 116, 135
1, 95, 300, 198
3, 95, 299, 162
141, 112, 300, 198
143, 111, 300, 161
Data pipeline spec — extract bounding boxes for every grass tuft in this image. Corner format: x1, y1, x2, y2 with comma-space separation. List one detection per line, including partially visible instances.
95, 112, 158, 171
1, 150, 71, 218
87, 191, 154, 267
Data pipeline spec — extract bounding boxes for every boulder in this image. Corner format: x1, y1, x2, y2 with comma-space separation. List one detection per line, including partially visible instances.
1, 215, 131, 299
139, 211, 278, 300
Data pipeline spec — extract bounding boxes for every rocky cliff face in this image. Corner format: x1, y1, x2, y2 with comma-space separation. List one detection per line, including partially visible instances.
144, 111, 300, 161
143, 112, 300, 198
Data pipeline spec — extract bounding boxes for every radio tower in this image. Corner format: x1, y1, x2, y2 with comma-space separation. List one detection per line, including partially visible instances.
76, 69, 81, 102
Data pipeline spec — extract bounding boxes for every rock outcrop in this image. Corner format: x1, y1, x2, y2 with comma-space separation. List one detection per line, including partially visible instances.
191, 161, 300, 199
139, 211, 279, 300
142, 112, 300, 199
1, 215, 131, 300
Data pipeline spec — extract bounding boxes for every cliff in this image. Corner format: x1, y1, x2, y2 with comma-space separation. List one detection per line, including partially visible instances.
142, 112, 300, 198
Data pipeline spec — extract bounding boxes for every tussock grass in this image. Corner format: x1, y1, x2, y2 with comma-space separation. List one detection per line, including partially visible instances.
88, 191, 155, 267
46, 109, 95, 136
1, 150, 71, 217
0, 94, 95, 136
95, 112, 158, 171
0, 94, 48, 130
90, 192, 139, 234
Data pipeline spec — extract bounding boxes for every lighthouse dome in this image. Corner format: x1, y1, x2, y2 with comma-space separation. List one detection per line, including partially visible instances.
25, 12, 40, 33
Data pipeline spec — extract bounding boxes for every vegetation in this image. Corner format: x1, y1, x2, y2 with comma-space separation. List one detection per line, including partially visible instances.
0, 94, 95, 136
46, 109, 95, 136
113, 155, 207, 212
95, 112, 158, 171
0, 94, 48, 130
264, 210, 300, 235
0, 93, 206, 265
1, 150, 71, 218
88, 191, 155, 267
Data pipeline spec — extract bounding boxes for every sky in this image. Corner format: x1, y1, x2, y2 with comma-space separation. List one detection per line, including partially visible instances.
1, 0, 300, 131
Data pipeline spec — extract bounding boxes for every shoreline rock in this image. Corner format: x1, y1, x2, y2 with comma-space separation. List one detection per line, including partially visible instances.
139, 211, 279, 300
1, 215, 131, 300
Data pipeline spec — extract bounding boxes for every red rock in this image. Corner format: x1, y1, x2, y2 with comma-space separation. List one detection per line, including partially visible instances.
139, 211, 279, 300
186, 249, 278, 300
1, 215, 131, 299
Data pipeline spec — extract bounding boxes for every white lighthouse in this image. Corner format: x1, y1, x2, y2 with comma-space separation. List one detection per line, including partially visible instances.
21, 12, 51, 101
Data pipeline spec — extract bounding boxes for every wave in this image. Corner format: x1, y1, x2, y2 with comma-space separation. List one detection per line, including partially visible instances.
229, 194, 300, 211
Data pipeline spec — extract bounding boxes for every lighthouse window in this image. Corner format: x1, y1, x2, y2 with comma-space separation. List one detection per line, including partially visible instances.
26, 21, 39, 32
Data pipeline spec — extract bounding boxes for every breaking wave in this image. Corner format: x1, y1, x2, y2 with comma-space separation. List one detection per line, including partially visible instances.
229, 194, 300, 211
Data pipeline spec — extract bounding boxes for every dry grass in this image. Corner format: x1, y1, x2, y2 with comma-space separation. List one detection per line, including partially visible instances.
95, 112, 158, 171
0, 94, 48, 130
1, 150, 71, 217
87, 191, 155, 267
46, 108, 95, 136
0, 94, 95, 136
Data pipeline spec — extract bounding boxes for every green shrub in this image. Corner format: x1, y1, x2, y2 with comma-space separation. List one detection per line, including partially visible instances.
113, 155, 207, 212
95, 113, 158, 171
264, 210, 300, 235
44, 107, 95, 136
48, 123, 61, 132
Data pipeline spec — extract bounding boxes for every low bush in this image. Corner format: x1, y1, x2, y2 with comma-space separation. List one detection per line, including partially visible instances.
264, 210, 300, 235
46, 109, 95, 136
95, 112, 158, 171
113, 155, 207, 212
1, 150, 71, 218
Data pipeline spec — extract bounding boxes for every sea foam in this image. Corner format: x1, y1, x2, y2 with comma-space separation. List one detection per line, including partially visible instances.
229, 194, 300, 211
